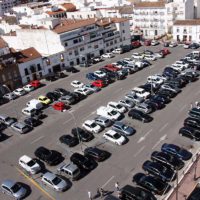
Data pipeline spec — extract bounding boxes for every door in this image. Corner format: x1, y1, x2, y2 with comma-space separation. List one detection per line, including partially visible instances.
76, 58, 80, 65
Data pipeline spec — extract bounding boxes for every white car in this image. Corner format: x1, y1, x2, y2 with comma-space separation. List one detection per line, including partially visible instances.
3, 92, 17, 100
103, 130, 126, 145
107, 101, 126, 113
184, 44, 190, 49
147, 75, 164, 85
144, 54, 157, 61
23, 84, 35, 92
154, 74, 168, 81
41, 172, 68, 192
71, 80, 84, 88
97, 106, 121, 121
112, 48, 122, 54
169, 42, 177, 47
134, 60, 144, 69
22, 107, 37, 116
132, 87, 150, 99
151, 40, 159, 46
123, 58, 135, 64
13, 88, 27, 96
102, 53, 114, 59
132, 53, 144, 59
74, 88, 92, 95
19, 155, 41, 174
112, 63, 123, 69
174, 61, 189, 68
171, 64, 185, 72
82, 120, 102, 133
93, 70, 106, 78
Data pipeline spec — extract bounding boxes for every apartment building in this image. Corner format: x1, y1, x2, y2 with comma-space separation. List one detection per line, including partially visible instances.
0, 0, 16, 16
173, 19, 200, 43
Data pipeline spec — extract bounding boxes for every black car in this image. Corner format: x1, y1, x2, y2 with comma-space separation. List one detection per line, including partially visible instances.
165, 79, 184, 88
184, 117, 200, 130
70, 153, 96, 170
59, 135, 79, 147
188, 108, 200, 119
150, 94, 171, 104
179, 126, 200, 141
161, 143, 192, 161
73, 92, 87, 101
119, 185, 156, 200
128, 109, 153, 123
148, 99, 165, 110
34, 147, 62, 165
24, 117, 41, 127
139, 83, 159, 93
133, 173, 170, 195
71, 127, 93, 142
46, 92, 59, 101
142, 160, 176, 182
184, 72, 197, 82
151, 151, 184, 170
84, 147, 109, 162
157, 89, 177, 98
54, 88, 70, 96
0, 98, 9, 105
45, 73, 57, 81
65, 66, 79, 73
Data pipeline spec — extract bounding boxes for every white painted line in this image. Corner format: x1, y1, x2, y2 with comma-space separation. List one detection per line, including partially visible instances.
152, 141, 161, 150
152, 134, 167, 150
144, 129, 152, 137
31, 136, 45, 144
159, 123, 168, 132
25, 94, 31, 98
63, 118, 73, 125
179, 104, 187, 112
101, 176, 115, 188
134, 146, 145, 157
137, 129, 152, 144
137, 137, 145, 144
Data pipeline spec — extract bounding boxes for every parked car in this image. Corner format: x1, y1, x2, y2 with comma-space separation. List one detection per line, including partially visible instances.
161, 84, 181, 94
82, 120, 103, 134
41, 172, 68, 192
188, 108, 200, 119
19, 155, 41, 174
112, 121, 135, 136
0, 115, 16, 126
71, 127, 93, 142
133, 173, 170, 195
93, 70, 107, 78
151, 151, 184, 170
157, 89, 177, 98
58, 95, 75, 105
151, 40, 159, 46
103, 130, 126, 145
134, 102, 152, 114
34, 146, 62, 165
142, 160, 176, 182
65, 66, 79, 73
30, 80, 41, 88
74, 88, 92, 96
132, 87, 150, 99
94, 116, 113, 128
125, 93, 144, 104
59, 135, 79, 147
70, 153, 96, 170
90, 56, 104, 64
112, 48, 123, 54
24, 117, 41, 127
118, 99, 135, 108
71, 80, 84, 88
13, 88, 27, 96
184, 117, 200, 130
92, 80, 106, 88
132, 53, 144, 59
46, 92, 59, 101
101, 53, 114, 59
128, 109, 153, 123
131, 41, 142, 48
3, 92, 17, 100
11, 122, 31, 134
23, 84, 35, 92
52, 102, 69, 112
161, 143, 192, 161
83, 84, 101, 93
179, 126, 200, 141
1, 180, 27, 199
169, 42, 177, 47
38, 95, 51, 105
84, 147, 109, 162
107, 101, 126, 113
119, 185, 156, 200
45, 73, 57, 81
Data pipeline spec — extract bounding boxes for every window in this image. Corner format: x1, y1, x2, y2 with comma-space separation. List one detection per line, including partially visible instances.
73, 39, 78, 44
37, 64, 41, 71
64, 42, 68, 47
74, 50, 78, 56
110, 41, 113, 45
24, 68, 29, 76
120, 38, 122, 42
176, 28, 179, 33
80, 47, 84, 51
70, 61, 74, 66
106, 43, 109, 47
94, 45, 98, 49
122, 30, 125, 33
123, 37, 126, 41
88, 45, 92, 49
26, 77, 30, 82
69, 51, 72, 55
60, 53, 64, 61
114, 39, 117, 43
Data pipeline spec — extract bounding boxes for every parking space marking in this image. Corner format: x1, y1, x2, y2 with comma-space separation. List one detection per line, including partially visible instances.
137, 129, 152, 143
179, 104, 187, 112
134, 146, 145, 157
152, 134, 167, 150
62, 117, 73, 125
15, 166, 55, 200
31, 136, 45, 144
159, 123, 168, 132
101, 176, 115, 188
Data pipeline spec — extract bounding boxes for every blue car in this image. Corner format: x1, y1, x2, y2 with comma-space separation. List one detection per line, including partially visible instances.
86, 73, 99, 81
161, 143, 192, 161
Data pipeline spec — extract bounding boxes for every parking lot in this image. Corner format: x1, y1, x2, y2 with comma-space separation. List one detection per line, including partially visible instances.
0, 44, 199, 200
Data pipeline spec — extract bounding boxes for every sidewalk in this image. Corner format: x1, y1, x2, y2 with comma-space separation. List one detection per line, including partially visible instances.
169, 157, 200, 200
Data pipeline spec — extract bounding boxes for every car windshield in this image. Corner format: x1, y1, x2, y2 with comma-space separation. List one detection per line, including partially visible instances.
43, 97, 47, 101
122, 125, 129, 130
116, 104, 122, 109
113, 133, 121, 139
5, 117, 12, 121
52, 177, 62, 185
110, 110, 118, 115
90, 123, 96, 128
27, 160, 36, 167
11, 183, 21, 193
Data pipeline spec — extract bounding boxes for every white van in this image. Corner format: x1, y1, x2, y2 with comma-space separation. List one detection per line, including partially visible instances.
26, 99, 43, 110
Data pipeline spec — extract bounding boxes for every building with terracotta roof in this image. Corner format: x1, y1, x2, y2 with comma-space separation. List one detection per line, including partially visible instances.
132, 0, 195, 39
173, 19, 200, 42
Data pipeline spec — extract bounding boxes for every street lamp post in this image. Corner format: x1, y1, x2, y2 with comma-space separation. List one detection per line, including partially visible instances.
176, 169, 179, 200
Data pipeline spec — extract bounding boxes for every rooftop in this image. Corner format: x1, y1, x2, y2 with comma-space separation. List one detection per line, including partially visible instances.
14, 47, 42, 63
61, 3, 76, 12
174, 19, 200, 26
0, 38, 8, 49
134, 1, 166, 8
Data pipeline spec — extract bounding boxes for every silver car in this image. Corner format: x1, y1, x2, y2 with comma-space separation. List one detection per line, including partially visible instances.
58, 95, 75, 104
125, 93, 144, 104
3, 92, 17, 100
1, 180, 27, 199
118, 99, 135, 108
161, 84, 181, 94
0, 115, 16, 126
134, 102, 152, 114
112, 121, 135, 136
41, 172, 68, 192
94, 116, 113, 128
83, 84, 101, 93
11, 122, 31, 134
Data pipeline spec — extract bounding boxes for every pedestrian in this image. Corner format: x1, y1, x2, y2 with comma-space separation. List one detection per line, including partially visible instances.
195, 101, 198, 108
88, 191, 92, 200
191, 103, 193, 109
100, 188, 104, 198
115, 182, 120, 191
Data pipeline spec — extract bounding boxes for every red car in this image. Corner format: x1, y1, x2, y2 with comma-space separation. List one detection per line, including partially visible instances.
92, 80, 106, 88
104, 64, 119, 72
30, 80, 41, 88
161, 48, 170, 55
52, 102, 69, 112
144, 40, 152, 46
131, 41, 141, 48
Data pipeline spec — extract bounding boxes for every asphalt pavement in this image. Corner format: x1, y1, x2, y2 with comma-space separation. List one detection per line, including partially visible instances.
0, 45, 199, 200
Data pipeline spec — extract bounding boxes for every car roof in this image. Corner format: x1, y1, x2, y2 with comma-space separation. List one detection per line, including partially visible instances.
43, 172, 56, 180
19, 155, 32, 163
2, 180, 15, 188
13, 122, 26, 128
62, 163, 78, 172
133, 87, 144, 92
106, 130, 117, 136
84, 120, 95, 125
